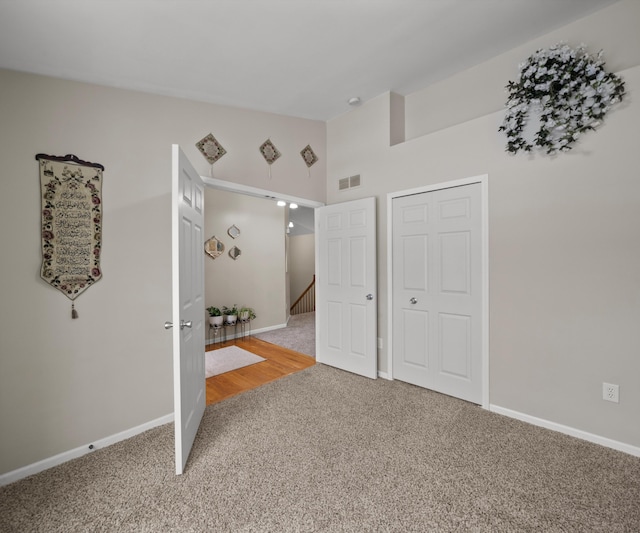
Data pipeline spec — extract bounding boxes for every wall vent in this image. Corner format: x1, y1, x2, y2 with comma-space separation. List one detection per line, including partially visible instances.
338, 174, 361, 191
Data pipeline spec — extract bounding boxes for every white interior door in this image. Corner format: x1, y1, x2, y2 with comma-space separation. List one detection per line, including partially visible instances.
392, 182, 483, 404
315, 198, 377, 379
171, 145, 206, 475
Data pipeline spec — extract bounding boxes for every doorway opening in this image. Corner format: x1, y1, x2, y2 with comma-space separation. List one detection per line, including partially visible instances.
201, 176, 322, 400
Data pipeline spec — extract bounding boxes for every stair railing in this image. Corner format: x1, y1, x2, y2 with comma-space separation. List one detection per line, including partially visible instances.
290, 275, 315, 315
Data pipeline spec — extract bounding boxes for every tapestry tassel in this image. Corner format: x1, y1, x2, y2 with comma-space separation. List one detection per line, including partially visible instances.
72, 302, 78, 319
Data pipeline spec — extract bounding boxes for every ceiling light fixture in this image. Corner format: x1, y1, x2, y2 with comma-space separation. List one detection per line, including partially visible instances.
347, 97, 361, 106
276, 200, 286, 207
289, 203, 298, 209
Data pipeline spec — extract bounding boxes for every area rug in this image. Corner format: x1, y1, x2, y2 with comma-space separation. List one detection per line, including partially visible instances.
205, 346, 265, 377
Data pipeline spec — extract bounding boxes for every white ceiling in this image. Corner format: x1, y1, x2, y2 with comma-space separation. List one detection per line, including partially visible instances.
0, 0, 618, 121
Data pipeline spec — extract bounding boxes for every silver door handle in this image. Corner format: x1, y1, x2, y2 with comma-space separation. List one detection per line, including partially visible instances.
164, 321, 173, 330
180, 320, 192, 330
410, 297, 417, 304
366, 294, 373, 300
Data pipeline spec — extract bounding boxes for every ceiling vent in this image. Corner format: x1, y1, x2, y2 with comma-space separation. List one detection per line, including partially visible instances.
338, 174, 361, 191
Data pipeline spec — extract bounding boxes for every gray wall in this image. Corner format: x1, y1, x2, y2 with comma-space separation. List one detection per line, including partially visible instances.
1, 0, 638, 479
289, 234, 315, 306
327, 1, 640, 449
0, 70, 325, 475
204, 188, 287, 335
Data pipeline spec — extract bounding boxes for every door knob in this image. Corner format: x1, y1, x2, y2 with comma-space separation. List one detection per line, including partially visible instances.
180, 320, 192, 330
164, 321, 173, 330
410, 297, 417, 304
366, 294, 373, 300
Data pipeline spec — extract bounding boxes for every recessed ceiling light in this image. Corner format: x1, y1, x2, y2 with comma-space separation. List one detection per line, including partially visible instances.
289, 203, 298, 209
277, 200, 286, 207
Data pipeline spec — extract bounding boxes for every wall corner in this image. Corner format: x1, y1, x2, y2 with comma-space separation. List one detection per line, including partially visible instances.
390, 92, 405, 146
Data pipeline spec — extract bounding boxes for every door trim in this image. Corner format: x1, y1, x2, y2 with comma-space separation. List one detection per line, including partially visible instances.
386, 175, 489, 409
202, 176, 324, 209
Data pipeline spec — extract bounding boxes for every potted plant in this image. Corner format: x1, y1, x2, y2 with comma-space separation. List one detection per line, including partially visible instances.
238, 306, 256, 321
207, 306, 223, 327
222, 305, 238, 325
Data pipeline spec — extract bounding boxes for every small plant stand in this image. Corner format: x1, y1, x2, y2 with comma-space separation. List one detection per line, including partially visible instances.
208, 323, 227, 345
237, 317, 252, 340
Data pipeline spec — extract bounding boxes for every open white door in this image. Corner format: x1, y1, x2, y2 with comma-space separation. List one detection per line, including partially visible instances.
315, 198, 377, 379
171, 145, 206, 475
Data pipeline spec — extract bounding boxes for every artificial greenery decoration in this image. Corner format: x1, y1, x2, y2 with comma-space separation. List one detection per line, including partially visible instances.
499, 43, 625, 154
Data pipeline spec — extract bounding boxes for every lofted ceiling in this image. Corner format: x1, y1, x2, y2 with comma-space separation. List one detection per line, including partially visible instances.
0, 0, 619, 121
288, 205, 315, 236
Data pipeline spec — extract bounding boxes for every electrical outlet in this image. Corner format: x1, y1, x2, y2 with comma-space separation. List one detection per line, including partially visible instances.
603, 383, 619, 403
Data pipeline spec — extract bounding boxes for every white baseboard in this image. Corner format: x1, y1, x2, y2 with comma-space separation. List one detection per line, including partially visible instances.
0, 413, 174, 487
490, 404, 640, 458
206, 323, 287, 345
378, 371, 391, 380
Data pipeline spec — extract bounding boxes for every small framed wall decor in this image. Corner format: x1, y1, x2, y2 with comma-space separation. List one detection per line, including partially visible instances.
259, 138, 281, 178
196, 133, 227, 164
300, 144, 318, 177
227, 224, 240, 239
205, 236, 225, 260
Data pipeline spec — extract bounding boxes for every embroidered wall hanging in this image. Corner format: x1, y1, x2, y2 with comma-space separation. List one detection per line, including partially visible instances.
300, 144, 318, 177
196, 133, 227, 178
196, 133, 227, 164
37, 153, 104, 318
259, 138, 281, 178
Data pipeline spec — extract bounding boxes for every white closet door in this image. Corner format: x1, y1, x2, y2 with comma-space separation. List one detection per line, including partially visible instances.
392, 183, 482, 404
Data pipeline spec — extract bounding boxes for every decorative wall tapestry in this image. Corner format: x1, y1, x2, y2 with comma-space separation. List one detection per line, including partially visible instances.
196, 133, 227, 164
259, 138, 281, 179
300, 144, 318, 177
37, 153, 104, 318
499, 43, 625, 154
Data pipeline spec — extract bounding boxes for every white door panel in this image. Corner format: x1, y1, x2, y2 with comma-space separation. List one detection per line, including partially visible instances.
393, 182, 483, 404
172, 145, 205, 475
316, 198, 377, 379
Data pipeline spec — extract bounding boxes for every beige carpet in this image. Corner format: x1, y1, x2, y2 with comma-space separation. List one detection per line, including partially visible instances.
1, 364, 639, 532
255, 311, 315, 357
205, 345, 265, 377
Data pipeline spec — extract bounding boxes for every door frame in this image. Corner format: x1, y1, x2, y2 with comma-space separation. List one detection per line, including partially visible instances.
200, 175, 323, 320
386, 175, 489, 409
202, 176, 324, 210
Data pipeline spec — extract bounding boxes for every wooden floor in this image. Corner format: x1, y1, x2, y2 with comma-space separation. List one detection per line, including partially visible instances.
205, 336, 315, 405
